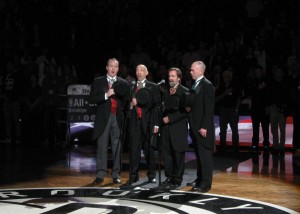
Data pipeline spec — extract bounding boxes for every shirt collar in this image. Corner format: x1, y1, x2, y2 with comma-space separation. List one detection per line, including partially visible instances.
107, 75, 117, 81
195, 76, 204, 83
137, 79, 146, 84
171, 83, 179, 89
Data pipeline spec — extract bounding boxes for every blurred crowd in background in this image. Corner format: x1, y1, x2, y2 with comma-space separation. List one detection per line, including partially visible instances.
0, 0, 299, 153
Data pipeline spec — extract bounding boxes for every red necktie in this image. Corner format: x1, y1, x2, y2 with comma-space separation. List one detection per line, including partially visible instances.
108, 82, 117, 114
136, 86, 142, 118
170, 87, 176, 95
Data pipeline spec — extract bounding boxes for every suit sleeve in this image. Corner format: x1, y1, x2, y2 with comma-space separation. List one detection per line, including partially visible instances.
202, 83, 215, 130
168, 87, 189, 124
168, 110, 187, 124
89, 78, 106, 105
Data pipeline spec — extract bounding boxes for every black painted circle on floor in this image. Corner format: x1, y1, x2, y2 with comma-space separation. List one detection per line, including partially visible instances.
0, 187, 297, 213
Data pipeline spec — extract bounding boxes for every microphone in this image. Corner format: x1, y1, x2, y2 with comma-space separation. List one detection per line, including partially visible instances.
157, 79, 165, 85
131, 81, 136, 90
130, 81, 136, 98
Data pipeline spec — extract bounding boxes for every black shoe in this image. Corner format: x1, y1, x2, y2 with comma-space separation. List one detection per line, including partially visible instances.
191, 185, 211, 193
160, 183, 180, 190
271, 148, 280, 155
170, 183, 181, 189
162, 178, 173, 185
250, 145, 259, 152
263, 146, 270, 152
148, 178, 156, 183
279, 149, 285, 157
113, 178, 121, 184
124, 177, 139, 186
93, 177, 104, 184
218, 145, 227, 152
233, 147, 240, 153
186, 180, 199, 187
120, 178, 138, 189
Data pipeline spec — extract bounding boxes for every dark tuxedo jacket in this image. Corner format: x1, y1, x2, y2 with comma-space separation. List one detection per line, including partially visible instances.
89, 76, 128, 140
130, 80, 160, 135
188, 77, 215, 150
161, 84, 190, 152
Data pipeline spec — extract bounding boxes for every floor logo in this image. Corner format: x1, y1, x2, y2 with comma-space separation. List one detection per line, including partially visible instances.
0, 187, 297, 213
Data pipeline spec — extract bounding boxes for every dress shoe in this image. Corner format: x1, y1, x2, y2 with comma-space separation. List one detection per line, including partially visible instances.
263, 145, 270, 152
148, 178, 156, 183
250, 145, 259, 152
93, 177, 104, 184
169, 183, 180, 189
113, 178, 121, 184
186, 180, 200, 187
191, 185, 211, 193
162, 178, 173, 185
123, 177, 139, 186
158, 183, 179, 191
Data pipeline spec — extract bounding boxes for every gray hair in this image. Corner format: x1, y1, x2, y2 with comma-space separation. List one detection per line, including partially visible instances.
194, 61, 206, 72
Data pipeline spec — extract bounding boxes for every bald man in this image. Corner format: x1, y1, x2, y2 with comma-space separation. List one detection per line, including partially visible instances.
124, 64, 160, 186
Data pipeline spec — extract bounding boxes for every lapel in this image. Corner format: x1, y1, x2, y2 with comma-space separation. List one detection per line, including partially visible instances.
102, 77, 109, 91
144, 80, 150, 89
175, 84, 182, 95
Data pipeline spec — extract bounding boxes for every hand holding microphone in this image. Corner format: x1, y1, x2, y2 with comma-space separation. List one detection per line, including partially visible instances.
131, 98, 137, 107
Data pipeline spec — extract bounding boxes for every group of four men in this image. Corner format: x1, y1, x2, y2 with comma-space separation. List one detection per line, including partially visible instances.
89, 58, 215, 193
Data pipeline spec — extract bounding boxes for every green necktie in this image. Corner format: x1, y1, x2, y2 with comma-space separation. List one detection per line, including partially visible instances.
108, 78, 115, 86
191, 80, 199, 90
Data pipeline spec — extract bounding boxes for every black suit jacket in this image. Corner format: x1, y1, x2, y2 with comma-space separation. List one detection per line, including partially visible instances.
188, 77, 215, 150
161, 84, 190, 152
89, 76, 128, 140
130, 80, 160, 135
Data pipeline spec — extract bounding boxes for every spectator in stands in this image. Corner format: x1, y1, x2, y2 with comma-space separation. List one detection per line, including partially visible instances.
215, 69, 242, 152
1, 60, 25, 144
41, 63, 59, 146
248, 66, 270, 151
129, 44, 152, 70
119, 63, 135, 84
289, 61, 300, 157
35, 48, 57, 86
22, 71, 43, 145
182, 43, 198, 74
267, 66, 290, 155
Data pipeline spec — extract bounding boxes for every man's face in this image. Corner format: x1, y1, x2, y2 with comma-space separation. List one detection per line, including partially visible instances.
106, 60, 119, 77
168, 70, 180, 87
190, 63, 203, 80
136, 65, 148, 81
222, 71, 232, 83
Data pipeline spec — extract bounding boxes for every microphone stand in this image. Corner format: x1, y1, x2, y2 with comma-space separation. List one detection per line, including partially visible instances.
122, 82, 136, 181
114, 82, 133, 177
157, 85, 166, 186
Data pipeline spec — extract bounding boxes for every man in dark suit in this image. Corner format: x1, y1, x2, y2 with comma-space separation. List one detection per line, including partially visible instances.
160, 67, 190, 189
124, 64, 160, 186
187, 61, 215, 193
89, 58, 128, 185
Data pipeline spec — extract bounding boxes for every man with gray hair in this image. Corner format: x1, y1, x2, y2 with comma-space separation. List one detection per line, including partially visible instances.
186, 61, 216, 193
